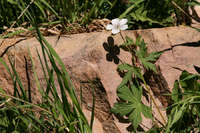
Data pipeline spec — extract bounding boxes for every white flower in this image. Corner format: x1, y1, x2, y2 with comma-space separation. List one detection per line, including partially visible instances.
106, 18, 128, 34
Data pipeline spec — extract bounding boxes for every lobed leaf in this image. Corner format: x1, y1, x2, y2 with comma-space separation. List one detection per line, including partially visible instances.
129, 106, 142, 130
117, 85, 138, 103
111, 102, 135, 116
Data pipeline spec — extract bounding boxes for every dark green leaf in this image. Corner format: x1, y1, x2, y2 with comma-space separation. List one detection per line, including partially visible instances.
130, 84, 142, 101
140, 59, 157, 72
131, 66, 143, 79
118, 63, 133, 71
141, 104, 152, 119
180, 70, 199, 91
172, 80, 182, 102
129, 106, 142, 130
117, 85, 138, 103
171, 104, 187, 126
114, 83, 152, 131
134, 37, 161, 72
111, 102, 135, 116
118, 70, 133, 88
122, 36, 134, 46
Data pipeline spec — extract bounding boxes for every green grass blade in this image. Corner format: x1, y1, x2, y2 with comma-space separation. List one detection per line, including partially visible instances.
8, 57, 27, 101
90, 87, 95, 130
28, 47, 44, 96
119, 0, 145, 19
39, 0, 59, 18
35, 27, 92, 132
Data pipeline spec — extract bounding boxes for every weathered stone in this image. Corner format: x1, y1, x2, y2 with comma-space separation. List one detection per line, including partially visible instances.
1, 25, 200, 132
82, 107, 104, 133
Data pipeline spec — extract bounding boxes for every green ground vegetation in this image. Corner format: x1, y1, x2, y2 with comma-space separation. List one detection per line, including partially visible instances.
0, 0, 200, 133
0, 0, 198, 34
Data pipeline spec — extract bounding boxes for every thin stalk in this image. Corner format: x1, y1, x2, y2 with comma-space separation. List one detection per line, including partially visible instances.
142, 77, 167, 125
120, 31, 126, 42
0, 92, 51, 114
9, 0, 35, 30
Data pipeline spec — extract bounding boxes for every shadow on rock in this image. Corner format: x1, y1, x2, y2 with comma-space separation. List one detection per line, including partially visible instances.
103, 36, 120, 64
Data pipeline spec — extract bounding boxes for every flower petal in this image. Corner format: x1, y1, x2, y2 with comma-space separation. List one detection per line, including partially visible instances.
111, 18, 120, 25
106, 24, 113, 30
119, 19, 128, 25
112, 28, 120, 34
120, 24, 128, 30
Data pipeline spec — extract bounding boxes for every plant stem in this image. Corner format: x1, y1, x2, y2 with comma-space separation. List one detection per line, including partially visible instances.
142, 77, 167, 125
120, 31, 125, 42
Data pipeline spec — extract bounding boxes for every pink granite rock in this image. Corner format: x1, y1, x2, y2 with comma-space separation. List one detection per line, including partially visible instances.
1, 25, 200, 132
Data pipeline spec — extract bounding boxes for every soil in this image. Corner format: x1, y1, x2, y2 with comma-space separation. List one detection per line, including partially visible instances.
1, 19, 111, 38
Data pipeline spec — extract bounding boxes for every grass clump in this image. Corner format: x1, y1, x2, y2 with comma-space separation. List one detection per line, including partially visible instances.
0, 27, 94, 132
0, 0, 118, 34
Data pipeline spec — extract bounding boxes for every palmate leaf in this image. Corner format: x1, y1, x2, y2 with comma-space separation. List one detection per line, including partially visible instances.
128, 102, 152, 130
135, 38, 147, 56
130, 83, 142, 100
135, 38, 162, 72
141, 104, 153, 119
117, 85, 138, 103
112, 84, 152, 130
111, 102, 135, 116
118, 63, 134, 71
145, 52, 162, 62
118, 70, 133, 89
140, 59, 157, 72
117, 63, 143, 88
128, 101, 152, 130
129, 106, 142, 130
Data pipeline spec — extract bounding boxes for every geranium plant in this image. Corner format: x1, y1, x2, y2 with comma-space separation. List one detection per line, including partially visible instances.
105, 18, 164, 132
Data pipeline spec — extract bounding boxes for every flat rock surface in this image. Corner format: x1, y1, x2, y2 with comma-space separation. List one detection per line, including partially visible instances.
1, 25, 200, 132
